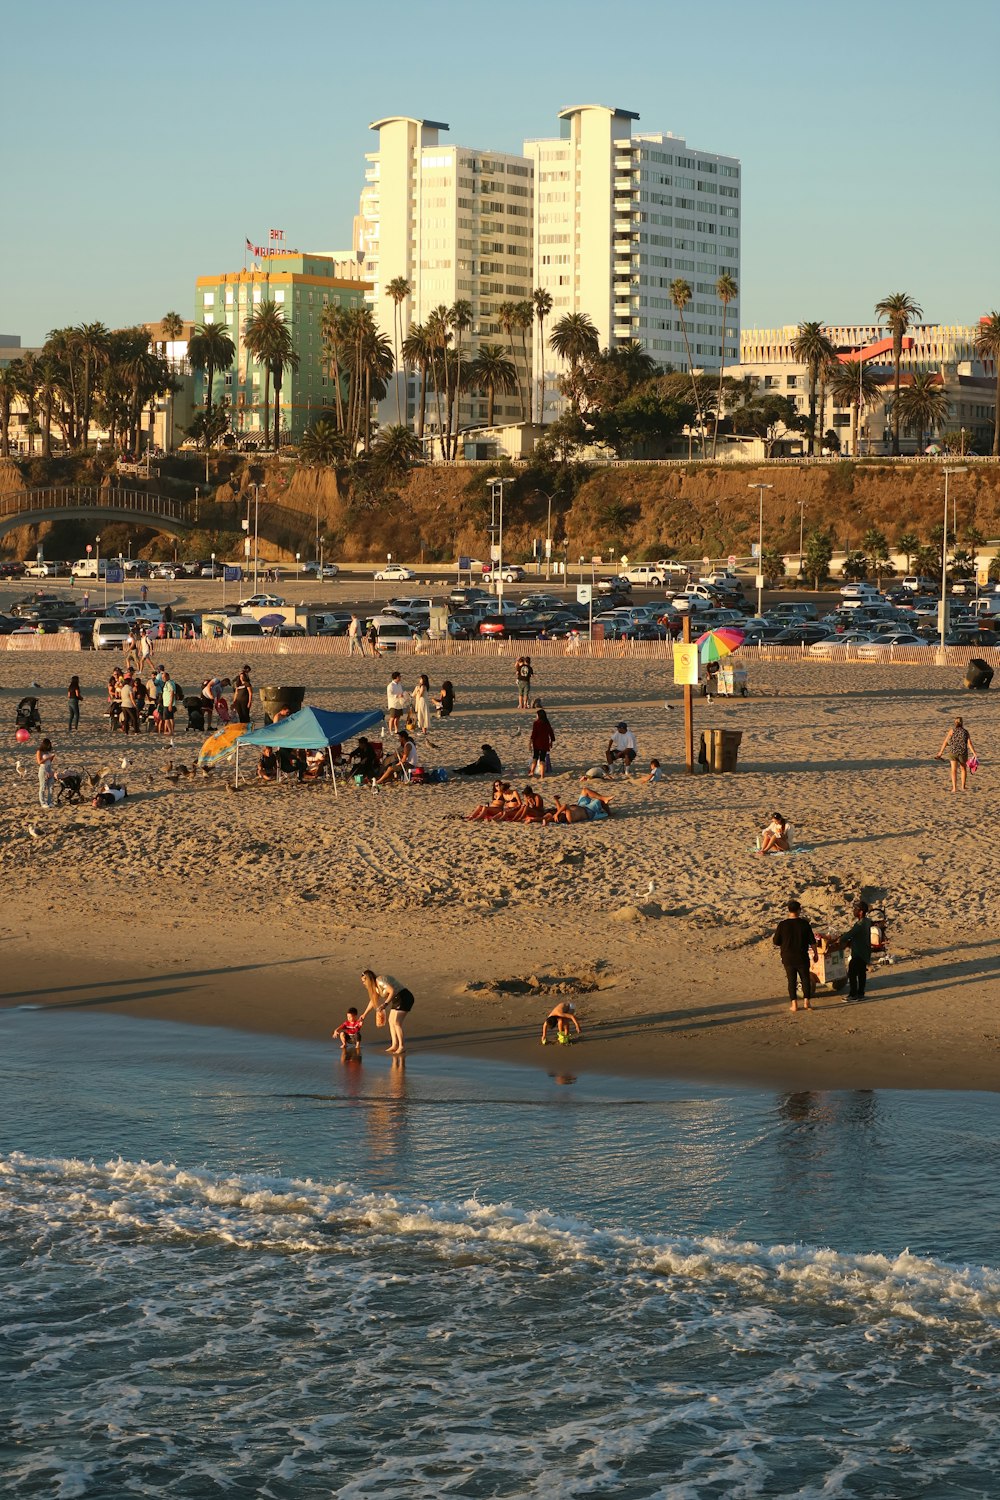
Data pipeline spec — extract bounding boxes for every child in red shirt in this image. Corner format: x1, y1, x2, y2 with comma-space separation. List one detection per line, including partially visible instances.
332, 1007, 364, 1056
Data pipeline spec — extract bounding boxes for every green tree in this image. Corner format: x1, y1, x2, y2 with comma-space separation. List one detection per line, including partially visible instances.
841, 549, 868, 581
15, 353, 40, 456
914, 543, 940, 579
401, 321, 433, 442
804, 528, 834, 588
730, 394, 802, 456
319, 304, 350, 434
342, 307, 393, 453
974, 311, 1000, 457
829, 358, 883, 456
73, 322, 110, 449
712, 273, 738, 457
669, 278, 704, 452
35, 357, 60, 459
371, 423, 423, 481
592, 379, 694, 458
468, 343, 516, 428
242, 301, 294, 449
791, 322, 836, 455
496, 302, 524, 421
896, 371, 948, 453
0, 364, 17, 458
385, 277, 412, 425
862, 526, 890, 585
875, 291, 923, 455
448, 299, 473, 457
299, 417, 350, 468
895, 530, 919, 571
515, 300, 534, 423
532, 286, 553, 426
549, 311, 599, 415
760, 547, 785, 584
188, 321, 236, 437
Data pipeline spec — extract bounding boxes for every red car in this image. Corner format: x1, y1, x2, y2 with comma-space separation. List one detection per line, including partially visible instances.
478, 616, 509, 638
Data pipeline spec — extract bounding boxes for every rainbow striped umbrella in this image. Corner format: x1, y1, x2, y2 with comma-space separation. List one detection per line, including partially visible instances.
695, 627, 745, 663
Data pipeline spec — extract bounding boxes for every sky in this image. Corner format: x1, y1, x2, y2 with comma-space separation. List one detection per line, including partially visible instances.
3, 0, 998, 346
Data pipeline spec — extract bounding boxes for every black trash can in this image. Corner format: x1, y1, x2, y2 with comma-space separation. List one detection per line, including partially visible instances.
260, 685, 306, 724
965, 659, 994, 691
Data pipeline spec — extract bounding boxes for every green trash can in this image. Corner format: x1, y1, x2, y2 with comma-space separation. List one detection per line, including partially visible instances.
719, 728, 743, 772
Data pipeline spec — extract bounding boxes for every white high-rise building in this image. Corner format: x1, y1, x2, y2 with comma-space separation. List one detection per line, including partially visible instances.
525, 106, 741, 420
363, 116, 535, 436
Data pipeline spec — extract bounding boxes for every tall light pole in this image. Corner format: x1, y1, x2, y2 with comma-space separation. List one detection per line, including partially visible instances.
96, 533, 105, 609
798, 499, 806, 579
252, 483, 265, 592
940, 466, 967, 655
749, 483, 772, 617
486, 476, 512, 608
536, 489, 555, 580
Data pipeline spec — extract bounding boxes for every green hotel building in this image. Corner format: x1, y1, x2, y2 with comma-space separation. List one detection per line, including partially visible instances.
194, 254, 369, 441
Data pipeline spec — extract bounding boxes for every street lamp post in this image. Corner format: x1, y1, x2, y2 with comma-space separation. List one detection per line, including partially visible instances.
319, 534, 326, 580
940, 466, 968, 656
486, 476, 512, 608
798, 499, 806, 579
251, 483, 264, 592
749, 483, 773, 617
96, 533, 104, 609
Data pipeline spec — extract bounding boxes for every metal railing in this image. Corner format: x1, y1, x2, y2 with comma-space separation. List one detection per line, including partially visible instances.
0, 486, 188, 524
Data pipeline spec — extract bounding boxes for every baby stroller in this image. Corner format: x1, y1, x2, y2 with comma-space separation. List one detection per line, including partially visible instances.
868, 903, 893, 967
16, 696, 42, 732
56, 771, 84, 806
184, 695, 206, 733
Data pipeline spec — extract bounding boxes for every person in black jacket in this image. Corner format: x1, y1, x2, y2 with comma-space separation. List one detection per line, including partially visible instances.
773, 900, 818, 1012
454, 743, 502, 776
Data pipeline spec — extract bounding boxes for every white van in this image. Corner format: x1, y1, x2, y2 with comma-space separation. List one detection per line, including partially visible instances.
72, 558, 107, 578
973, 598, 1000, 619
92, 618, 132, 650
369, 615, 416, 650
224, 617, 264, 640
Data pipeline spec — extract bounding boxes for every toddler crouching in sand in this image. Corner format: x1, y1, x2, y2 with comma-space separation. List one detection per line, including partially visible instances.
333, 1007, 364, 1057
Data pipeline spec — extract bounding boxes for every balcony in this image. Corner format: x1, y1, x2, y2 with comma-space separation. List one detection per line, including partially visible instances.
614, 156, 633, 170
614, 177, 634, 191
614, 218, 633, 233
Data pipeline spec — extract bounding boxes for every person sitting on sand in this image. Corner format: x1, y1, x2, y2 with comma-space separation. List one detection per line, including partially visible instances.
540, 1001, 582, 1045
513, 785, 547, 822
544, 783, 612, 824
606, 721, 637, 772
758, 813, 789, 854
466, 781, 517, 821
376, 731, 419, 786
258, 747, 278, 781
434, 680, 455, 718
332, 1006, 364, 1057
302, 748, 327, 781
348, 737, 380, 783
454, 743, 502, 777
645, 758, 663, 784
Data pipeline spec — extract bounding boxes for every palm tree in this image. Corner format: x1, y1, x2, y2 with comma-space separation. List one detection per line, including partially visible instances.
425, 305, 452, 456
0, 364, 17, 458
35, 357, 60, 459
45, 327, 80, 447
515, 301, 534, 422
712, 273, 739, 457
73, 322, 110, 450
15, 353, 40, 456
896, 371, 949, 454
386, 277, 412, 424
371, 423, 423, 481
319, 304, 350, 434
468, 344, 516, 427
669, 279, 704, 451
974, 311, 1000, 456
791, 322, 836, 455
895, 531, 919, 572
340, 308, 393, 452
549, 312, 599, 415
401, 322, 433, 441
241, 301, 290, 445
532, 287, 552, 426
829, 359, 883, 457
300, 418, 350, 468
159, 311, 184, 346
268, 328, 299, 451
449, 299, 473, 457
496, 302, 524, 421
188, 321, 236, 436
875, 292, 923, 455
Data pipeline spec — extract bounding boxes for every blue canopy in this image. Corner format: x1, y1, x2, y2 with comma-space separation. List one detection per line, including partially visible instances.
238, 706, 384, 750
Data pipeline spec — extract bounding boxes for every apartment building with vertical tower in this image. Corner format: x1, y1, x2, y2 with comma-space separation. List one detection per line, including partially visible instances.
362, 117, 535, 437
525, 106, 741, 421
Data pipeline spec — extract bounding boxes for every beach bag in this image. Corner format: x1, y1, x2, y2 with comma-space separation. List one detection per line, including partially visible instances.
968, 755, 979, 774
375, 1006, 388, 1028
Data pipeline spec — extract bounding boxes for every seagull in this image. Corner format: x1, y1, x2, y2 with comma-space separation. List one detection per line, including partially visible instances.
176, 764, 190, 777
86, 771, 101, 789
120, 756, 129, 771
27, 824, 40, 839
14, 760, 24, 777
30, 681, 41, 690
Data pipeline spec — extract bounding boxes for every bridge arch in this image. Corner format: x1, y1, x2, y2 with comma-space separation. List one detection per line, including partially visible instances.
0, 486, 191, 542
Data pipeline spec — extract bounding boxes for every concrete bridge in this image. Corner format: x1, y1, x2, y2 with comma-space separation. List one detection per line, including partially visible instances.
0, 487, 316, 553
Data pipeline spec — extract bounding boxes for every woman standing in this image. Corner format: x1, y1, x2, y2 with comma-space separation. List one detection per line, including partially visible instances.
233, 666, 253, 725
516, 654, 534, 709
36, 737, 56, 808
412, 673, 431, 736
936, 716, 977, 792
529, 707, 555, 777
359, 969, 415, 1056
67, 676, 82, 732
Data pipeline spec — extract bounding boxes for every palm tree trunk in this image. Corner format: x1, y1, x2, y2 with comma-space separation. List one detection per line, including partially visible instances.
713, 302, 728, 459
393, 306, 401, 425
331, 350, 345, 433
262, 366, 271, 443
81, 356, 90, 450
851, 399, 859, 458
364, 368, 372, 452
537, 315, 546, 427
0, 402, 9, 459
42, 402, 52, 459
994, 366, 1000, 457
273, 366, 282, 450
521, 328, 531, 424
487, 381, 495, 428
891, 337, 901, 455
807, 373, 817, 456
816, 373, 827, 455
678, 315, 704, 454
432, 349, 446, 454
417, 359, 427, 439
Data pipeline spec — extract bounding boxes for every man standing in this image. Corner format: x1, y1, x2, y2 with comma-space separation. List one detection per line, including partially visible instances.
606, 721, 637, 773
348, 614, 364, 656
386, 671, 408, 734
773, 899, 818, 1012
842, 903, 872, 1002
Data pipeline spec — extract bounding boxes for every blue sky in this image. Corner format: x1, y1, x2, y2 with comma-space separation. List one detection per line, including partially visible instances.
4, 0, 997, 345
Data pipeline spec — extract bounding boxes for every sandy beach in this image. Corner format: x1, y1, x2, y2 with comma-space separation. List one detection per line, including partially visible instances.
2, 647, 999, 1092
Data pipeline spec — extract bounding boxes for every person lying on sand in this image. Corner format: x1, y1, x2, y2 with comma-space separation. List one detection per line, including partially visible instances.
544, 783, 612, 824
757, 813, 789, 854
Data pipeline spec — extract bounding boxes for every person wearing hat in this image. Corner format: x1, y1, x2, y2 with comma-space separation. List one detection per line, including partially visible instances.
841, 902, 873, 1002
541, 1000, 581, 1045
606, 721, 637, 773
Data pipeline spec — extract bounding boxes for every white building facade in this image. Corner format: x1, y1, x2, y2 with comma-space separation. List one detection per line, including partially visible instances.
362, 116, 534, 435
525, 105, 741, 421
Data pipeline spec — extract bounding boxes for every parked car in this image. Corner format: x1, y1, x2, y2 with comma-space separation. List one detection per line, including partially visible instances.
482, 565, 526, 584
301, 561, 340, 579
808, 632, 874, 656
450, 586, 491, 608
239, 594, 286, 609
92, 618, 132, 650
374, 564, 416, 582
268, 623, 307, 638
368, 615, 416, 649
596, 575, 632, 597
772, 624, 835, 645
25, 561, 67, 578
856, 633, 928, 656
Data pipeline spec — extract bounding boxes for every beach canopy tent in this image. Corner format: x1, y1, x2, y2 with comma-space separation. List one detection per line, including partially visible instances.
234, 706, 384, 793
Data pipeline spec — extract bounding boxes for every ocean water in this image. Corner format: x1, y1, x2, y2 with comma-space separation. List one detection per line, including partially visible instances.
1, 1010, 999, 1499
